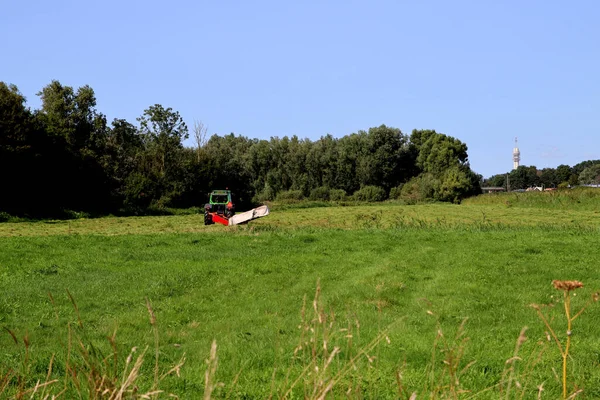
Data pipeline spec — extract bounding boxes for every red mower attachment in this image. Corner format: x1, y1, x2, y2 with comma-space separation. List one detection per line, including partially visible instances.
204, 189, 270, 226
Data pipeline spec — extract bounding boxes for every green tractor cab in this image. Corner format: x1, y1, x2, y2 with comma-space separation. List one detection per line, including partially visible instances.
203, 189, 269, 226
204, 190, 235, 225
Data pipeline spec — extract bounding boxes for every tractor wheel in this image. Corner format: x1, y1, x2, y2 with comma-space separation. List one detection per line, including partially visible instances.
204, 211, 213, 225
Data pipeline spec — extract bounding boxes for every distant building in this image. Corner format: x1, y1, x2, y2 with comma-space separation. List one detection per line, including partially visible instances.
481, 187, 506, 193
513, 137, 520, 170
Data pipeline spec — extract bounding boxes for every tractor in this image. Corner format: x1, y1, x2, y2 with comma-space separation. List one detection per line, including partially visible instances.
204, 189, 269, 226
204, 189, 235, 225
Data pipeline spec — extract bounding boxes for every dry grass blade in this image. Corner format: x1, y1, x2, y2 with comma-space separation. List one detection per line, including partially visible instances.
111, 346, 148, 400
0, 371, 15, 396
20, 378, 59, 396
204, 340, 219, 400
501, 327, 528, 399
145, 297, 159, 390
160, 354, 186, 380
4, 327, 18, 345
66, 289, 83, 329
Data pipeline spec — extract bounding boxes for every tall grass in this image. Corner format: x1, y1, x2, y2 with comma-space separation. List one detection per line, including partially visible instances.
1, 292, 185, 399
2, 204, 600, 397
3, 280, 598, 398
463, 188, 600, 211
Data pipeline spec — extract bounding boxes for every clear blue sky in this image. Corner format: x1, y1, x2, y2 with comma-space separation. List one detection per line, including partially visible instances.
2, 0, 599, 177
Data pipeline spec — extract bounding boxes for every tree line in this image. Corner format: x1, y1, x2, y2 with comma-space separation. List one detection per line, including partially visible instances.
0, 80, 482, 218
483, 161, 600, 190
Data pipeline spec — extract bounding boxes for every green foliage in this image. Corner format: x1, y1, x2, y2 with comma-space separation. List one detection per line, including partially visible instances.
578, 164, 600, 185
0, 80, 495, 218
309, 185, 331, 201
329, 188, 347, 201
388, 184, 404, 199
435, 166, 479, 203
555, 164, 573, 184
253, 184, 276, 203
408, 129, 480, 203
275, 189, 304, 202
573, 159, 600, 175
352, 185, 386, 201
483, 173, 506, 188
508, 165, 540, 190
412, 129, 468, 175
483, 160, 600, 192
0, 83, 37, 215
463, 186, 600, 211
0, 211, 10, 222
400, 174, 438, 204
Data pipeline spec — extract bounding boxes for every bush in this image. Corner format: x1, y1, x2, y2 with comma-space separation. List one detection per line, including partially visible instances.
61, 210, 92, 220
253, 185, 276, 203
275, 190, 305, 202
400, 174, 438, 204
352, 185, 387, 202
309, 186, 331, 201
389, 184, 404, 200
329, 189, 347, 201
0, 211, 11, 223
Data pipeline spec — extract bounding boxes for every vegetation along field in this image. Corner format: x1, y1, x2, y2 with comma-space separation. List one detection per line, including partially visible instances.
2, 193, 600, 399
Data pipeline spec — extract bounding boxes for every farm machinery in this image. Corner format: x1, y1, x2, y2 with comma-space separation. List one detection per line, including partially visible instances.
203, 189, 269, 226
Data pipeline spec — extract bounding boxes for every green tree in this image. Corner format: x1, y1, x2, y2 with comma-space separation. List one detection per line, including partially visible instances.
102, 119, 144, 208
37, 81, 108, 151
203, 133, 254, 207
483, 174, 507, 188
555, 164, 572, 184
0, 83, 31, 153
573, 160, 600, 175
408, 129, 478, 201
539, 168, 558, 188
35, 81, 111, 213
508, 166, 540, 190
361, 125, 412, 191
578, 165, 600, 185
137, 104, 188, 178
305, 134, 337, 191
134, 105, 189, 207
415, 132, 468, 175
0, 82, 36, 214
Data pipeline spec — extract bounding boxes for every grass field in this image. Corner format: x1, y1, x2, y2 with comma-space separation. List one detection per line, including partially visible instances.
1, 195, 600, 398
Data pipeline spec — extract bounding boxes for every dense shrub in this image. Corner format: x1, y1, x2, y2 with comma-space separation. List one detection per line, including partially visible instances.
400, 174, 438, 204
388, 184, 404, 200
0, 212, 11, 223
352, 185, 386, 202
253, 185, 276, 203
435, 166, 477, 203
276, 190, 305, 202
309, 186, 331, 201
329, 189, 347, 201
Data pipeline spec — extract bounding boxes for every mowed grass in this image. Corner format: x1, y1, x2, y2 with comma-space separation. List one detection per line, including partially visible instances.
1, 201, 600, 398
2, 200, 600, 237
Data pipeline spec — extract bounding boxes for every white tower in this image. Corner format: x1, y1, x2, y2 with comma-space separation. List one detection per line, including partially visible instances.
512, 137, 520, 170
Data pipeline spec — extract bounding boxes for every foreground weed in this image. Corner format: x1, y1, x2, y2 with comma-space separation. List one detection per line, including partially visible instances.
531, 280, 599, 399
1, 292, 185, 399
279, 280, 394, 399
497, 327, 548, 400
412, 304, 474, 400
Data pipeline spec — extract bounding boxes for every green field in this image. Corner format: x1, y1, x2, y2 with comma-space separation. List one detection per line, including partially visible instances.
2, 196, 600, 398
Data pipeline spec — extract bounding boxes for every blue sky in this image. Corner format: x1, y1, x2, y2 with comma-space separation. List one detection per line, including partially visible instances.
2, 0, 599, 177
